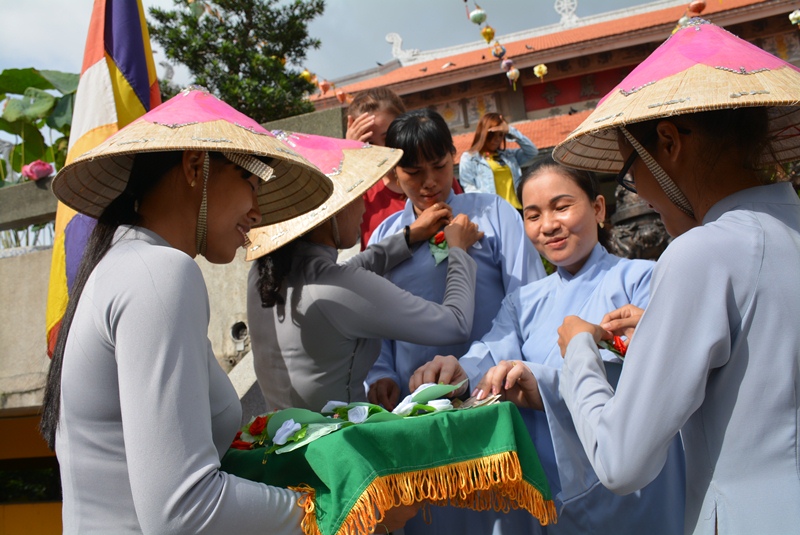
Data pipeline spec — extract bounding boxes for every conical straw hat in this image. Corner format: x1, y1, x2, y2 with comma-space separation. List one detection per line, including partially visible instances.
553, 19, 800, 173
52, 88, 333, 226
246, 131, 402, 260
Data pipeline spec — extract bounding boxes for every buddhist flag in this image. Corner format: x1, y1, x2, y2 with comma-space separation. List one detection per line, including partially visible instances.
45, 0, 161, 356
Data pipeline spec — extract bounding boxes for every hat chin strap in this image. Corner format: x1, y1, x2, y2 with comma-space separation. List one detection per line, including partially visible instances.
195, 152, 210, 257
620, 127, 695, 219
330, 216, 342, 250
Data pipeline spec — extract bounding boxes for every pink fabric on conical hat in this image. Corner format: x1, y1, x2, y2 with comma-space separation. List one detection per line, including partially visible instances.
276, 132, 365, 175
602, 22, 800, 106
141, 87, 269, 133
246, 131, 402, 260
553, 19, 800, 173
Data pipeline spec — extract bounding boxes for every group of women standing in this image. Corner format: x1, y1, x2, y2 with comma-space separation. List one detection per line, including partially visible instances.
45, 18, 800, 535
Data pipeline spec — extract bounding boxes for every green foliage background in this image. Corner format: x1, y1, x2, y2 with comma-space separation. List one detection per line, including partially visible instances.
148, 0, 325, 123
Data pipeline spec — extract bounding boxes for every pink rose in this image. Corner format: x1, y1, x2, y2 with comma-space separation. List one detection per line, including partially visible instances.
21, 160, 54, 181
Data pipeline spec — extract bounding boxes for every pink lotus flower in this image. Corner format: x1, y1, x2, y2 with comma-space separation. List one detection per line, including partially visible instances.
21, 160, 54, 181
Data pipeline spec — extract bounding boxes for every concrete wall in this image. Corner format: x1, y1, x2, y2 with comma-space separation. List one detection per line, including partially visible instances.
0, 248, 52, 409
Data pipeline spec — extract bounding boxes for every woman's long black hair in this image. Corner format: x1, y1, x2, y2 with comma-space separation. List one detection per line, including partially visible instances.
255, 241, 297, 308
39, 151, 183, 450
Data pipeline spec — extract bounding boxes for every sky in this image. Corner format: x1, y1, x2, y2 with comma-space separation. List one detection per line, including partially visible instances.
0, 0, 659, 86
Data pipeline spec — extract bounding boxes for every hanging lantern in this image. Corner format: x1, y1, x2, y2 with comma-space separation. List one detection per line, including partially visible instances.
500, 59, 514, 72
481, 25, 495, 44
300, 69, 313, 83
688, 0, 706, 14
318, 79, 331, 95
491, 41, 506, 60
335, 89, 347, 104
470, 6, 487, 25
506, 67, 520, 91
790, 9, 800, 26
533, 63, 548, 82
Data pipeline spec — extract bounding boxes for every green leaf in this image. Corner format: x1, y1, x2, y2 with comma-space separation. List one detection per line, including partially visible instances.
411, 380, 467, 404
46, 93, 75, 133
0, 68, 55, 95
38, 70, 79, 95
2, 88, 56, 123
274, 422, 343, 455
0, 117, 19, 136
9, 125, 46, 170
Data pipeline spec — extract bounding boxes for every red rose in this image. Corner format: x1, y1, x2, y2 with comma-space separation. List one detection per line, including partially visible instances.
249, 415, 268, 436
612, 336, 628, 357
230, 431, 253, 450
433, 231, 446, 245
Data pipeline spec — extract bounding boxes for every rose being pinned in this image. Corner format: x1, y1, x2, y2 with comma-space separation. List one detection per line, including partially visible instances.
599, 335, 628, 359
428, 229, 450, 265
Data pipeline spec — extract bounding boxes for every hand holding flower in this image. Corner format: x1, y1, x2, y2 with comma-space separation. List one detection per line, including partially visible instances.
600, 304, 644, 341
408, 202, 453, 243
557, 315, 609, 357
443, 213, 483, 251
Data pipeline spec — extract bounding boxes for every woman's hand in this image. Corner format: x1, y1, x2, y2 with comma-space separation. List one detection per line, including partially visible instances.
487, 116, 509, 136
373, 503, 422, 533
473, 360, 543, 410
346, 112, 376, 143
408, 202, 453, 243
600, 304, 643, 340
368, 378, 401, 411
557, 315, 609, 357
444, 213, 484, 250
408, 355, 468, 397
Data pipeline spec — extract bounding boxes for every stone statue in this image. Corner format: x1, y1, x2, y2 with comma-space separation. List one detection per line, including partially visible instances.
607, 185, 671, 260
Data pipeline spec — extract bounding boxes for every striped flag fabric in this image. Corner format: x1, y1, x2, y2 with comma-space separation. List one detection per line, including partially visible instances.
45, 0, 161, 356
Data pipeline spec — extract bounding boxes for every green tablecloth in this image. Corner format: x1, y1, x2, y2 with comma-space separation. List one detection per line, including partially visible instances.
222, 402, 556, 535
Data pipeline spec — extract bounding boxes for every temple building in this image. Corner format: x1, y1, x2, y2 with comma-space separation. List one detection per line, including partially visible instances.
311, 0, 800, 167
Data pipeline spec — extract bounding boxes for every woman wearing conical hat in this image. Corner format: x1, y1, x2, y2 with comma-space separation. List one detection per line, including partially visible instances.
41, 89, 417, 534
551, 20, 800, 534
245, 130, 483, 413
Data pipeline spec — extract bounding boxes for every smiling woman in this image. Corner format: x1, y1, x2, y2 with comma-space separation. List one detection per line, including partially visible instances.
517, 157, 606, 275
37, 89, 343, 535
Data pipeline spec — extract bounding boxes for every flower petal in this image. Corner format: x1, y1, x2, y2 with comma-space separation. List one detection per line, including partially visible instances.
321, 400, 348, 413
273, 419, 302, 445
347, 406, 369, 423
